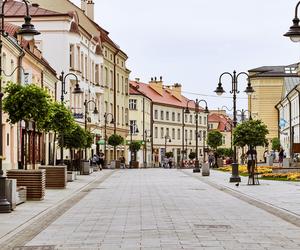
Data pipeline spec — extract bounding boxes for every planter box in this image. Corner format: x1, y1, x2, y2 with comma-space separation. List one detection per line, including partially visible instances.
82, 161, 91, 175
5, 179, 17, 210
16, 186, 26, 205
202, 163, 210, 176
67, 171, 76, 182
131, 161, 139, 168
39, 166, 67, 189
7, 170, 45, 201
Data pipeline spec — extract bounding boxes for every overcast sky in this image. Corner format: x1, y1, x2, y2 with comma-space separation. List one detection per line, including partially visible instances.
73, 0, 300, 110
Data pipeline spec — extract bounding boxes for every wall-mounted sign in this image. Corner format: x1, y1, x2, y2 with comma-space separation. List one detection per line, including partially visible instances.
73, 113, 84, 119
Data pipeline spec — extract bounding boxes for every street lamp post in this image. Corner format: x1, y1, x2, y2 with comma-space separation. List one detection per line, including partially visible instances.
104, 113, 114, 168
84, 100, 98, 160
143, 130, 151, 168
185, 99, 209, 173
214, 70, 254, 182
164, 135, 171, 158
284, 1, 300, 42
59, 71, 82, 165
129, 123, 139, 168
0, 0, 40, 213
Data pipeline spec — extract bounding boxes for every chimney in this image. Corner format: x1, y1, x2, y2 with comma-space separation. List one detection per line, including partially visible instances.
149, 76, 163, 95
171, 83, 182, 101
86, 0, 95, 20
81, 0, 86, 12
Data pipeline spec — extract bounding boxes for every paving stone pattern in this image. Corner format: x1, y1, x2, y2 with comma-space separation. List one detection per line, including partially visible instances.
23, 169, 300, 249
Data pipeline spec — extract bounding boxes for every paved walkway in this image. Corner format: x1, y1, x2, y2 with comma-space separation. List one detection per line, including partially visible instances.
3, 169, 299, 250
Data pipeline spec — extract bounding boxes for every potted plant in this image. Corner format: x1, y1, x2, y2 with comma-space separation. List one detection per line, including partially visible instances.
129, 141, 142, 168
207, 130, 223, 168
108, 134, 124, 168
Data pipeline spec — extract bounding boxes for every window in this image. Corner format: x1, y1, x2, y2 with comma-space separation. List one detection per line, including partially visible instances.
117, 105, 120, 124
172, 112, 175, 121
172, 128, 175, 140
77, 46, 80, 70
166, 111, 169, 120
199, 116, 202, 125
177, 129, 181, 140
177, 113, 181, 122
69, 44, 74, 69
81, 52, 84, 75
185, 114, 188, 123
125, 108, 129, 125
185, 129, 187, 140
189, 115, 192, 123
198, 130, 202, 141
117, 73, 120, 92
154, 110, 158, 119
105, 67, 108, 86
160, 110, 164, 120
204, 116, 207, 125
155, 127, 158, 138
110, 103, 113, 114
110, 70, 113, 89
85, 55, 88, 79
91, 61, 95, 83
161, 127, 164, 138
166, 128, 169, 136
190, 130, 193, 140
122, 107, 124, 125
203, 131, 206, 139
130, 120, 138, 134
95, 64, 99, 84
129, 99, 137, 110
125, 78, 129, 93
121, 76, 124, 94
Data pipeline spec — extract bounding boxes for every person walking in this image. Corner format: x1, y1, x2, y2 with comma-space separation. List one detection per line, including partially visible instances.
279, 147, 284, 167
92, 154, 100, 170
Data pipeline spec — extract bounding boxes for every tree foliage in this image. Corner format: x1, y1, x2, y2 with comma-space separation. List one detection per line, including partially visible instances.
40, 101, 74, 133
165, 151, 174, 158
108, 134, 124, 147
216, 147, 233, 157
272, 137, 281, 151
84, 130, 94, 148
3, 83, 51, 128
189, 152, 196, 160
58, 123, 86, 149
233, 120, 269, 148
129, 141, 142, 152
207, 130, 223, 149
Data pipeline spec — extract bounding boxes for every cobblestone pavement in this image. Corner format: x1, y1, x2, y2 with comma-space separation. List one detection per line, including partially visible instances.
15, 169, 300, 249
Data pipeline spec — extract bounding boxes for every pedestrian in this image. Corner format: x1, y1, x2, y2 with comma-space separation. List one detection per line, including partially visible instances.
92, 154, 100, 169
279, 147, 284, 166
208, 154, 214, 168
168, 157, 173, 168
120, 156, 126, 169
263, 149, 268, 163
98, 153, 104, 170
246, 148, 257, 175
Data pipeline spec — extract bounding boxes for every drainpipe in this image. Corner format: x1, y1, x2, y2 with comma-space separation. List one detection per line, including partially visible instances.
295, 88, 300, 145
150, 102, 154, 167
287, 96, 292, 159
142, 97, 145, 167
17, 50, 25, 169
113, 49, 120, 161
181, 107, 185, 168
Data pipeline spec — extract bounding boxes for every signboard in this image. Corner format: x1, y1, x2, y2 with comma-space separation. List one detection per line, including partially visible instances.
73, 113, 84, 119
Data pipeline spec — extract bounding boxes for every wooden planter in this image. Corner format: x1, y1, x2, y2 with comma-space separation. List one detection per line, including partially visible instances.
39, 166, 67, 189
131, 161, 139, 168
7, 170, 45, 201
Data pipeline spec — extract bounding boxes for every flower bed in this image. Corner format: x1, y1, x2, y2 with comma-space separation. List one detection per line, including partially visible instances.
261, 173, 300, 181
218, 165, 272, 175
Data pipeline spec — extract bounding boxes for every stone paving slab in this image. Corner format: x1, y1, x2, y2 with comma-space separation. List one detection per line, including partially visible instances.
12, 169, 300, 250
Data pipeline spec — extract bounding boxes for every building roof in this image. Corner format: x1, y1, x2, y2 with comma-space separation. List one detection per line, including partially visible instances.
249, 63, 300, 77
130, 80, 205, 110
4, 0, 62, 16
208, 113, 232, 132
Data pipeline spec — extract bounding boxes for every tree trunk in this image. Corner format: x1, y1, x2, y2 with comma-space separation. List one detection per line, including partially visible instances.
52, 132, 56, 165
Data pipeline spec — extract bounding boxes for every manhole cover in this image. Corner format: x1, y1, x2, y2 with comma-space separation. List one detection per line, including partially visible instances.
13, 246, 55, 250
194, 224, 231, 229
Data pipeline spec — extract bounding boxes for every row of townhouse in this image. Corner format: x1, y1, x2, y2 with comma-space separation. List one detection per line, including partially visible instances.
2, 0, 130, 169
128, 78, 209, 167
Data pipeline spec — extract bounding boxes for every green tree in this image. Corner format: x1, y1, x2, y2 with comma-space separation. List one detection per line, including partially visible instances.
207, 130, 223, 167
216, 148, 233, 158
165, 151, 174, 158
3, 83, 51, 169
189, 152, 196, 160
129, 141, 142, 161
108, 134, 124, 147
272, 138, 280, 151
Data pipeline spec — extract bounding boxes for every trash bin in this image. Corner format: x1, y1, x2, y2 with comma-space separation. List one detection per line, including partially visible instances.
82, 160, 90, 175
266, 155, 273, 166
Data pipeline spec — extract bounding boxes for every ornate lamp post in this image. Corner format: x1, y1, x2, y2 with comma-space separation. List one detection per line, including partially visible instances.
143, 129, 151, 168
0, 0, 40, 213
104, 112, 114, 168
284, 1, 300, 42
59, 71, 82, 165
185, 99, 209, 173
129, 123, 139, 168
84, 100, 98, 160
214, 70, 254, 182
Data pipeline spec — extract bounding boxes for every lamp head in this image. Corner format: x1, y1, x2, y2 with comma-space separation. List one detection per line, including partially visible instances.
17, 16, 40, 41
110, 118, 114, 124
244, 83, 254, 96
73, 84, 83, 94
184, 107, 190, 114
214, 83, 225, 96
284, 17, 300, 42
204, 106, 209, 114
168, 139, 171, 143
93, 107, 99, 114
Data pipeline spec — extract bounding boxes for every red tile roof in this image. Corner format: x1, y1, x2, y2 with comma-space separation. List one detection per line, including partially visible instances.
130, 80, 206, 111
4, 1, 62, 16
208, 113, 232, 132
4, 22, 19, 37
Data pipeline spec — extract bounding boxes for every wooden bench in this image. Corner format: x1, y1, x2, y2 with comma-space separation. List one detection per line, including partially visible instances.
7, 170, 46, 200
39, 166, 67, 189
